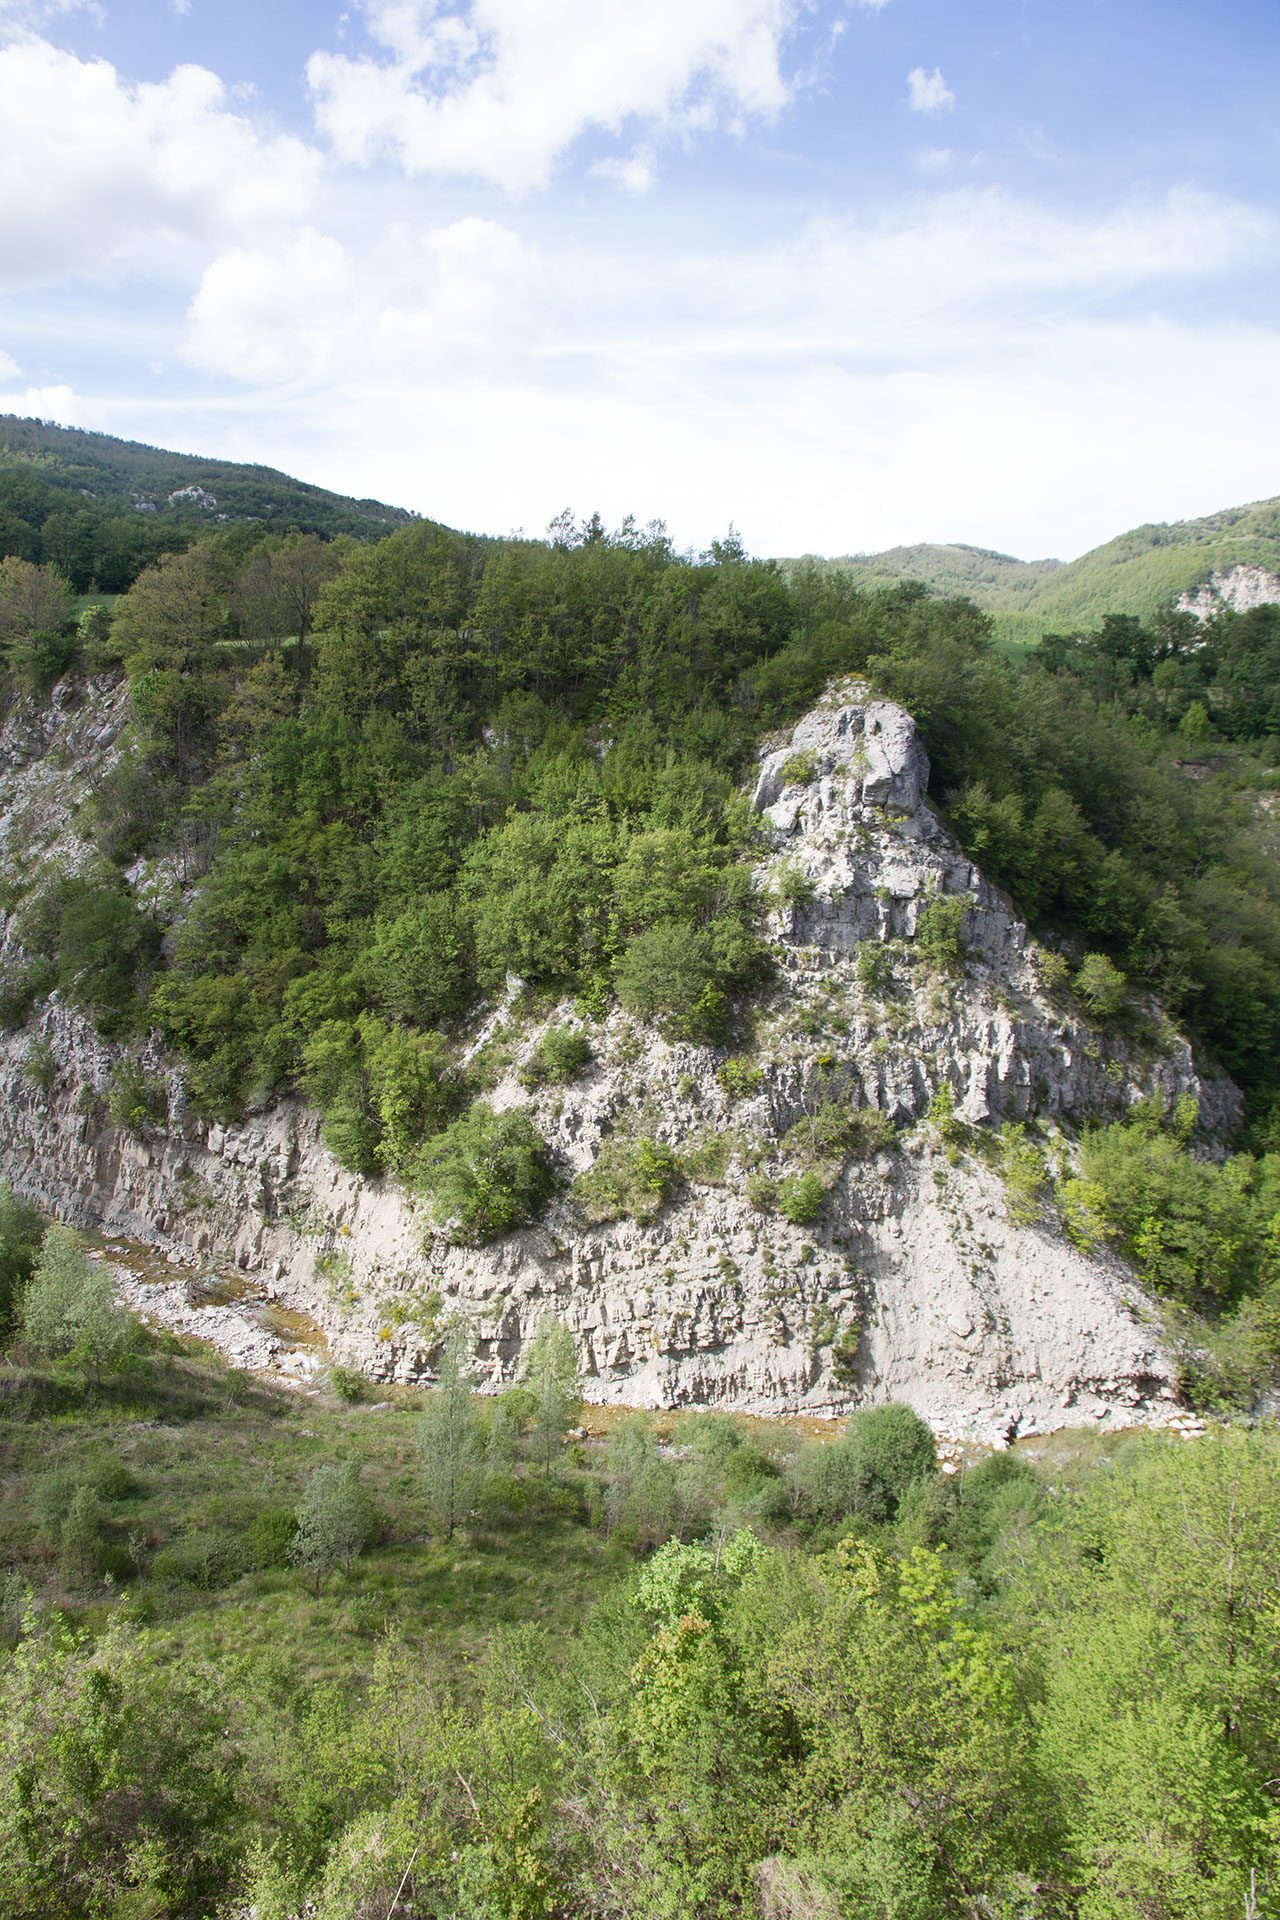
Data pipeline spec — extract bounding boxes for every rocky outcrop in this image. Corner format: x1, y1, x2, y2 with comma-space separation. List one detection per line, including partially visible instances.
0, 675, 1235, 1442
1177, 564, 1280, 620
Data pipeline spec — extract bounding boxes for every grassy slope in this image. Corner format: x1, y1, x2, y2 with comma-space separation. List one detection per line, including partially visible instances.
795, 494, 1280, 651
0, 415, 419, 542
0, 1346, 632, 1688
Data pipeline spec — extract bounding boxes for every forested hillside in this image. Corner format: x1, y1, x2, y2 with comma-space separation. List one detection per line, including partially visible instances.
2, 503, 1280, 1408
0, 415, 416, 593
2, 456, 1280, 1914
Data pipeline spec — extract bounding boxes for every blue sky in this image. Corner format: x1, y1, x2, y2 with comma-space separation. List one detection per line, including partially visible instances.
1, 0, 1277, 559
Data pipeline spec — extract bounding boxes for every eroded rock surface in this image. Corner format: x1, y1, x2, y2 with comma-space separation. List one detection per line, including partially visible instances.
0, 674, 1234, 1441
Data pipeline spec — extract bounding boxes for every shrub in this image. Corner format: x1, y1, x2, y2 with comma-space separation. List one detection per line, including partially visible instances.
328, 1364, 368, 1404
784, 1101, 894, 1165
20, 1039, 56, 1091
414, 1103, 556, 1245
106, 1057, 168, 1134
290, 1459, 375, 1593
1074, 951, 1128, 1023
915, 893, 970, 973
831, 1324, 861, 1387
0, 1185, 45, 1343
18, 1226, 138, 1375
520, 1023, 593, 1089
574, 1134, 680, 1224
718, 1056, 764, 1100
615, 915, 764, 1043
745, 1172, 777, 1212
999, 1122, 1051, 1226
856, 943, 895, 997
771, 860, 816, 908
793, 1401, 937, 1528
780, 750, 818, 787
776, 1171, 827, 1225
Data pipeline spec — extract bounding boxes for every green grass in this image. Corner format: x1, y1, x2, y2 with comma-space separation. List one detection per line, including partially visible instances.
787, 493, 1280, 647
0, 1345, 632, 1686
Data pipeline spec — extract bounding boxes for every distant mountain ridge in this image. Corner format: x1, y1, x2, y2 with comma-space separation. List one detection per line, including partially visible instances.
0, 415, 416, 542
803, 494, 1280, 647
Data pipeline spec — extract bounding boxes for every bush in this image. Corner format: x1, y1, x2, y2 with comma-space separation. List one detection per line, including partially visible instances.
574, 1134, 680, 1224
20, 1039, 56, 1091
328, 1364, 368, 1403
780, 751, 818, 786
0, 1186, 44, 1342
290, 1459, 375, 1592
776, 1171, 827, 1225
915, 893, 970, 973
1074, 951, 1128, 1023
414, 1103, 556, 1244
520, 1023, 593, 1089
784, 1101, 894, 1165
615, 916, 763, 1043
718, 1056, 764, 1100
18, 1226, 138, 1375
793, 1401, 938, 1529
106, 1057, 168, 1134
855, 943, 895, 997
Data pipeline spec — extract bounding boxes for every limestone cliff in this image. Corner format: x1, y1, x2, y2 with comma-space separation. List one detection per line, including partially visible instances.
1177, 564, 1280, 620
0, 674, 1236, 1442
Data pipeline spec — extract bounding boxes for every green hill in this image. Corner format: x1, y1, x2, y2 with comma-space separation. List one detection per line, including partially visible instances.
0, 415, 418, 591
0, 415, 414, 538
802, 494, 1280, 649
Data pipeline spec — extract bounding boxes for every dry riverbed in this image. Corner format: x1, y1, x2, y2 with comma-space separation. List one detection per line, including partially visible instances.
90, 1235, 329, 1385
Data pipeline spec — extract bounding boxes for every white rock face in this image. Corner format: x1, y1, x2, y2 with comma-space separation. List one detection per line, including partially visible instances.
1177, 564, 1280, 620
0, 674, 1236, 1442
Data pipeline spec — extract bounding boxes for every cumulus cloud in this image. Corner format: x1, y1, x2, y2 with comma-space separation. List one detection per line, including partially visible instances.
307, 0, 804, 190
0, 381, 103, 427
907, 65, 954, 114
163, 180, 1278, 560
0, 37, 321, 282
913, 145, 953, 177
185, 230, 355, 382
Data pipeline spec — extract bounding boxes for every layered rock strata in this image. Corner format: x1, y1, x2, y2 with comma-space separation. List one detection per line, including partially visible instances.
0, 675, 1233, 1441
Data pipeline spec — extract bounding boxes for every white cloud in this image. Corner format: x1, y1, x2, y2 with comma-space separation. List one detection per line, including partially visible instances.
907, 65, 954, 114
0, 349, 18, 379
0, 37, 322, 283
0, 382, 107, 428
307, 0, 804, 190
913, 145, 952, 177
589, 146, 657, 194
185, 230, 355, 382
0, 0, 104, 27
171, 0, 192, 14
159, 181, 1279, 563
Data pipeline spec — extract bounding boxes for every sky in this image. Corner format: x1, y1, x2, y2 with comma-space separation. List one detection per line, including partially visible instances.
1, 0, 1278, 561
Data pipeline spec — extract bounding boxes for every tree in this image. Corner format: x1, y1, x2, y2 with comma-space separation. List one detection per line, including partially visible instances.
519, 1317, 581, 1473
413, 1104, 555, 1245
18, 1226, 137, 1376
1074, 951, 1128, 1022
0, 1185, 44, 1344
289, 1459, 374, 1594
0, 556, 74, 685
1035, 1431, 1280, 1918
418, 1326, 486, 1540
792, 1402, 938, 1530
0, 1611, 242, 1919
